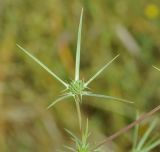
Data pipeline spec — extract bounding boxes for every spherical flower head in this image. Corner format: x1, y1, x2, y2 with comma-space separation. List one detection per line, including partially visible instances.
68, 80, 85, 96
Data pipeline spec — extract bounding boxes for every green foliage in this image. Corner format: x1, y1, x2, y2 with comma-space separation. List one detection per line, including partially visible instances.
65, 122, 90, 152
132, 117, 160, 152
64, 120, 101, 152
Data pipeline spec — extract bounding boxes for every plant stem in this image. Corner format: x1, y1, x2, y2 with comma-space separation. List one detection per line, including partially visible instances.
94, 105, 160, 150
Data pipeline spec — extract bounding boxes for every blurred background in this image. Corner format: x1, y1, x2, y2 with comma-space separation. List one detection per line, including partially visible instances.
0, 0, 160, 151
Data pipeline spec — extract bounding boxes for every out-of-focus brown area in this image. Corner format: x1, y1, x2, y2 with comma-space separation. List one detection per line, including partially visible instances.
0, 0, 160, 151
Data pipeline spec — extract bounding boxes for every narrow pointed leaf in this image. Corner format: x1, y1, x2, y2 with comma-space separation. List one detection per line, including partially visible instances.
17, 44, 68, 87
85, 54, 120, 86
47, 94, 71, 109
84, 92, 133, 104
141, 139, 160, 152
145, 134, 159, 148
132, 111, 140, 150
75, 8, 83, 81
65, 129, 80, 143
136, 119, 158, 150
153, 66, 160, 72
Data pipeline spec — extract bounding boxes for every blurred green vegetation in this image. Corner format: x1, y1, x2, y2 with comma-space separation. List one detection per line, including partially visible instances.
0, 0, 160, 151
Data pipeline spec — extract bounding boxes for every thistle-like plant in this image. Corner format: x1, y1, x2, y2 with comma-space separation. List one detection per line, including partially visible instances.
17, 8, 133, 129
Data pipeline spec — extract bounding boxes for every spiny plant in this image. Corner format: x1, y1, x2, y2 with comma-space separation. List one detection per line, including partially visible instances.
132, 116, 160, 152
17, 8, 133, 129
64, 120, 101, 152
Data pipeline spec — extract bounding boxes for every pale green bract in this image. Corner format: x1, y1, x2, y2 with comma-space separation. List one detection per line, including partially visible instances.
17, 8, 133, 129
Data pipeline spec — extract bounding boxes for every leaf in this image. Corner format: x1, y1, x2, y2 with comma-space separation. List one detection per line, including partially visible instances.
65, 129, 80, 143
84, 92, 133, 104
75, 8, 83, 81
47, 94, 71, 109
132, 111, 140, 150
17, 44, 68, 87
153, 66, 160, 72
85, 54, 119, 86
136, 119, 158, 150
141, 138, 160, 152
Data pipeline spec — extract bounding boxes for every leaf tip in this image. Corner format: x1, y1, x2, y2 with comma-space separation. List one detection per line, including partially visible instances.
46, 105, 51, 110
153, 65, 160, 71
16, 44, 21, 48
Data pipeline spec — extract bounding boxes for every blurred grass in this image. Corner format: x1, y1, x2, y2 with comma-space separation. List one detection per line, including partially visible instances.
0, 0, 160, 151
